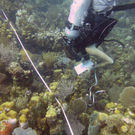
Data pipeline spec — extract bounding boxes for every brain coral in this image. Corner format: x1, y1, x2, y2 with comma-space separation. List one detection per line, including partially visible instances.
119, 86, 135, 111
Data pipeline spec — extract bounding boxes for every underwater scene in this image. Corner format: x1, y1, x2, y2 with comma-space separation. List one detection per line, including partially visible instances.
0, 0, 135, 135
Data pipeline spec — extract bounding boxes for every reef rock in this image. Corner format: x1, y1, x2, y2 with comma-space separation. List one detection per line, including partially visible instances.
12, 127, 37, 135
0, 84, 11, 95
0, 72, 7, 84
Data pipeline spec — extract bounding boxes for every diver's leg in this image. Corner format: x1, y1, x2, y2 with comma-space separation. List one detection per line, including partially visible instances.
85, 44, 113, 68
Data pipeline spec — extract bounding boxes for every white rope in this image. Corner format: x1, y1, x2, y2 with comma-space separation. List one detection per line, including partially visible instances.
1, 10, 74, 135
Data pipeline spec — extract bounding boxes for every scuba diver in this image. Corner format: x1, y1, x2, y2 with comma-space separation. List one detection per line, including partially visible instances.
63, 0, 135, 74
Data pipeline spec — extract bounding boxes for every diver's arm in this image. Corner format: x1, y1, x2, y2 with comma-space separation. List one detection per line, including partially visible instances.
85, 44, 113, 68
65, 0, 92, 41
68, 0, 92, 26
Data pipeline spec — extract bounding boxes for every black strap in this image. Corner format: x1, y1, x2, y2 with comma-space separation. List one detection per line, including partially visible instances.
112, 3, 135, 12
90, 0, 94, 11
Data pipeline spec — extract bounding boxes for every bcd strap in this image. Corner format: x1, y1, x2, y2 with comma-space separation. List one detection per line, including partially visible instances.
93, 18, 117, 44
83, 16, 117, 47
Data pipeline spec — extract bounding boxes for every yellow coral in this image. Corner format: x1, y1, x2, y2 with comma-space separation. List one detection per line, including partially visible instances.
1, 101, 14, 110
30, 96, 40, 104
19, 114, 27, 123
117, 103, 124, 110
114, 109, 120, 114
98, 112, 108, 122
105, 102, 116, 110
46, 105, 57, 119
7, 110, 17, 118
53, 69, 62, 80
61, 74, 69, 80
42, 92, 55, 104
19, 49, 33, 62
120, 125, 128, 133
20, 108, 29, 115
0, 112, 8, 121
125, 109, 135, 119
0, 106, 3, 112
50, 82, 58, 91
54, 69, 62, 74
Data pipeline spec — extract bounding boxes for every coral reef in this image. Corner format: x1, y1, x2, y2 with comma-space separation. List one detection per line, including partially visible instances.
88, 102, 135, 135
0, 0, 135, 135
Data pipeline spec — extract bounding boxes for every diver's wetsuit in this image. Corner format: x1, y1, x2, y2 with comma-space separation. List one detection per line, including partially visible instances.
69, 13, 117, 52
64, 0, 117, 61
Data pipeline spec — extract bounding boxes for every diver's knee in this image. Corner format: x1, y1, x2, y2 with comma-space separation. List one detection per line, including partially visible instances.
85, 47, 89, 53
85, 45, 96, 53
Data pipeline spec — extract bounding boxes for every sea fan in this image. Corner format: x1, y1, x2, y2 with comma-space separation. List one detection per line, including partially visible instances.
64, 113, 85, 135
57, 79, 74, 101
